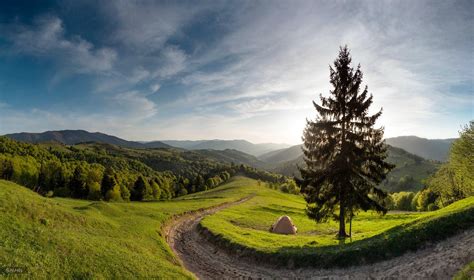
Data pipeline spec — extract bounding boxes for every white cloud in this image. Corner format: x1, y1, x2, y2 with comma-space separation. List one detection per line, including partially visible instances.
111, 91, 157, 120
6, 16, 117, 74
0, 1, 471, 144
150, 83, 161, 93
104, 1, 206, 52
153, 46, 187, 78
167, 1, 472, 142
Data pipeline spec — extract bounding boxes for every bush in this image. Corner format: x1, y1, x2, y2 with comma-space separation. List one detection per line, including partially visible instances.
391, 192, 415, 211
131, 176, 150, 201
150, 181, 161, 200
120, 185, 131, 201
87, 182, 102, 201
105, 185, 122, 201
417, 188, 438, 211
427, 203, 439, 211
279, 180, 300, 194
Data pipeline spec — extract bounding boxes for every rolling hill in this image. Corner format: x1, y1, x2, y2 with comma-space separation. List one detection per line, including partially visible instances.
4, 130, 171, 149
258, 144, 303, 163
260, 144, 439, 192
0, 178, 253, 279
4, 130, 290, 157
36, 141, 279, 184
194, 149, 266, 169
161, 140, 290, 156
2, 177, 471, 278
385, 136, 455, 162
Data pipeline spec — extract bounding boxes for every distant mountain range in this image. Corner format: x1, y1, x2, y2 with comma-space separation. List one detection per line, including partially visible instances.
160, 140, 290, 156
385, 136, 455, 162
257, 144, 440, 192
3, 129, 450, 192
4, 130, 171, 149
4, 130, 454, 163
257, 136, 455, 163
258, 144, 304, 163
3, 130, 289, 157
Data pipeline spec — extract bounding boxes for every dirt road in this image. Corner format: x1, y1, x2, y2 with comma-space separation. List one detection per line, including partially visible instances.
164, 197, 474, 279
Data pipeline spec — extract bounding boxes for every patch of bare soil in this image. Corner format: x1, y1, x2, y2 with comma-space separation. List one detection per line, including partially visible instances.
164, 197, 474, 279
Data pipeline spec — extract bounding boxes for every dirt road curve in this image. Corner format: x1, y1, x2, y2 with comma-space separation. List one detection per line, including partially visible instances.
164, 197, 474, 280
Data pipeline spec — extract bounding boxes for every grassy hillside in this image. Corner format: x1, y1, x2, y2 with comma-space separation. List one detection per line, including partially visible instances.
201, 178, 424, 249
258, 144, 302, 163
5, 129, 171, 149
0, 178, 257, 279
200, 178, 474, 267
381, 146, 440, 191
194, 149, 266, 168
264, 145, 439, 192
386, 136, 455, 162
70, 142, 282, 183
1, 177, 472, 277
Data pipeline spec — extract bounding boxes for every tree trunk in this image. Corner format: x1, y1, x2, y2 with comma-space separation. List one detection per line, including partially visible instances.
338, 200, 347, 238
349, 212, 352, 237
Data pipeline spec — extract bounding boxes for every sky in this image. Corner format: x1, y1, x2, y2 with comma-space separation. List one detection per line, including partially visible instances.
0, 0, 472, 144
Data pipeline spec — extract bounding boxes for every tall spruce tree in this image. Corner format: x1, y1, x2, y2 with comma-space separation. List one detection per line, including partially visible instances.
298, 46, 394, 238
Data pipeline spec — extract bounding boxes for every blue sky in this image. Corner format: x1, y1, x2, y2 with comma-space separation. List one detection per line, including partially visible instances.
0, 0, 472, 144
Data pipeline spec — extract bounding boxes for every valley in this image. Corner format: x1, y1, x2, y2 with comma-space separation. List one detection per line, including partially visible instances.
1, 177, 472, 279
1, 2, 472, 278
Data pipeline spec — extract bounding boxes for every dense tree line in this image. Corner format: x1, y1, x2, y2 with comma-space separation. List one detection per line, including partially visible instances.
0, 137, 285, 201
0, 138, 176, 201
380, 189, 438, 211
422, 122, 473, 207
266, 179, 300, 195
379, 123, 473, 212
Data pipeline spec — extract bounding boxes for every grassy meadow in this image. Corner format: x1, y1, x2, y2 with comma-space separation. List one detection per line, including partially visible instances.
1, 176, 472, 277
0, 178, 256, 279
201, 179, 424, 249
200, 178, 474, 267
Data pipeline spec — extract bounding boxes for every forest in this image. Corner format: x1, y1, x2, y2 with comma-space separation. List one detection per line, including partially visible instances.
0, 137, 287, 202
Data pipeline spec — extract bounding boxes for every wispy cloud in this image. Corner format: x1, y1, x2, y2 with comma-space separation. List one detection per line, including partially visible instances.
0, 0, 471, 143
4, 16, 117, 75
111, 91, 158, 120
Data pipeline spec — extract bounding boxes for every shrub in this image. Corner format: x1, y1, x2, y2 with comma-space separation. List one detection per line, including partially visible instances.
279, 180, 300, 194
417, 188, 439, 211
150, 181, 161, 200
87, 182, 102, 201
120, 185, 131, 201
105, 185, 122, 201
391, 192, 415, 211
427, 203, 439, 211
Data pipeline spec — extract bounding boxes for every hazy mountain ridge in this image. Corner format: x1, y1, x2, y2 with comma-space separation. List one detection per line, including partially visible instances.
258, 144, 303, 163
3, 130, 289, 161
193, 149, 266, 168
385, 136, 455, 161
3, 130, 449, 192
4, 130, 172, 149
161, 139, 290, 156
260, 144, 440, 192
258, 136, 455, 164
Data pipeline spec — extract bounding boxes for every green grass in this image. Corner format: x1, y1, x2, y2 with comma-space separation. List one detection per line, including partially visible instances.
0, 178, 256, 279
200, 178, 474, 267
1, 176, 472, 277
454, 261, 474, 280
